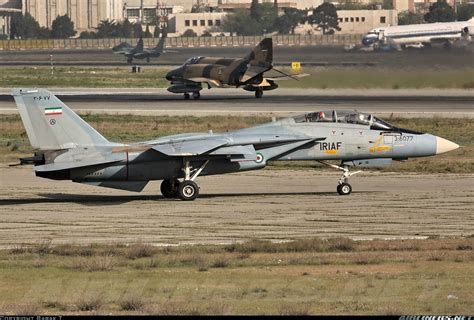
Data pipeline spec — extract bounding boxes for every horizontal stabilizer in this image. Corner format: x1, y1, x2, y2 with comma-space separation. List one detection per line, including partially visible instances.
265, 73, 310, 81
79, 181, 148, 192
152, 139, 228, 156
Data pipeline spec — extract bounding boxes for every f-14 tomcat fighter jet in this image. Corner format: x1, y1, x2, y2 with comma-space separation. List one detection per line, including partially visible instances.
13, 89, 459, 201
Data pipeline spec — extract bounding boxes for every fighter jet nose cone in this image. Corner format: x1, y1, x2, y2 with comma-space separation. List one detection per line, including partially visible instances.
436, 137, 459, 154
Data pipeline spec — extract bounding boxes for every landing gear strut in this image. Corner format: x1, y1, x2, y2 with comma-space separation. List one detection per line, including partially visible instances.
192, 91, 201, 100
318, 161, 361, 196
255, 88, 263, 99
160, 160, 209, 201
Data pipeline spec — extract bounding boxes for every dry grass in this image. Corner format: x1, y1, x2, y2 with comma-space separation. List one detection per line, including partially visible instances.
0, 237, 474, 315
119, 293, 148, 312
70, 254, 115, 272
125, 243, 156, 260
76, 293, 106, 312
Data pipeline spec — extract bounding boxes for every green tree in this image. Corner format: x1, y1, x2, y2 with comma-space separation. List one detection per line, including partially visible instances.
308, 3, 341, 35
79, 31, 97, 39
182, 29, 198, 37
275, 8, 305, 34
259, 3, 278, 34
133, 23, 143, 38
154, 25, 161, 38
96, 19, 118, 37
120, 19, 133, 38
398, 11, 425, 25
457, 3, 474, 21
223, 9, 261, 36
424, 0, 455, 23
250, 0, 262, 20
10, 12, 43, 39
51, 15, 76, 38
144, 24, 153, 38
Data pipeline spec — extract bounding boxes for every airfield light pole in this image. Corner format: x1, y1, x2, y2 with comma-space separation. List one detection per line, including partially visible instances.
50, 55, 54, 77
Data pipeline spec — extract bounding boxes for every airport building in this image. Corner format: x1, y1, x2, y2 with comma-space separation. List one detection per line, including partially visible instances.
22, 0, 123, 32
337, 9, 398, 33
167, 12, 227, 36
0, 0, 21, 38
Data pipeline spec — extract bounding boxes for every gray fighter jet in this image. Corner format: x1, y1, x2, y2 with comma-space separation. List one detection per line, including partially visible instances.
113, 35, 174, 63
12, 89, 459, 201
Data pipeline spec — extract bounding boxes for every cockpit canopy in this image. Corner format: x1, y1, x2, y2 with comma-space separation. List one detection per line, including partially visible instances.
294, 110, 394, 131
184, 56, 203, 65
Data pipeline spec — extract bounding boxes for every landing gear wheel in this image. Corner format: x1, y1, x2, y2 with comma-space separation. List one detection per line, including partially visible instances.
178, 181, 199, 201
255, 89, 263, 99
160, 179, 179, 198
192, 92, 201, 100
184, 93, 190, 100
337, 183, 352, 196
147, 57, 150, 63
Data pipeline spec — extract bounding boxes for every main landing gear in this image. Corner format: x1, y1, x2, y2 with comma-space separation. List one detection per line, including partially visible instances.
160, 160, 209, 201
184, 92, 201, 100
255, 88, 263, 99
318, 161, 361, 196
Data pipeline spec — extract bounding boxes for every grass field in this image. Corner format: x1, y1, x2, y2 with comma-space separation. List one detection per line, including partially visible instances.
0, 237, 472, 315
1, 114, 473, 173
0, 67, 473, 89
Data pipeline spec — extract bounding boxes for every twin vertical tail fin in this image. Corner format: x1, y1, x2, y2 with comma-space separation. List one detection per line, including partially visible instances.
12, 89, 110, 150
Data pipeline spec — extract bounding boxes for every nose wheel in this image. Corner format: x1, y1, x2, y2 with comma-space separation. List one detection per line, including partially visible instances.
337, 183, 352, 196
318, 161, 361, 196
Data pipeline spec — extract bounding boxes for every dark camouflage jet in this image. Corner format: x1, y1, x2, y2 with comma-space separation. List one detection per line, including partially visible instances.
166, 38, 298, 99
12, 89, 459, 201
113, 35, 175, 63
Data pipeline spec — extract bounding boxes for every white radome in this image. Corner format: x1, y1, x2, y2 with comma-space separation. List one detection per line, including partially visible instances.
436, 137, 460, 155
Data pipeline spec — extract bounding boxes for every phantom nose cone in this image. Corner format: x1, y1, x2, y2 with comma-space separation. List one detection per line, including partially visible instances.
166, 67, 183, 81
436, 137, 459, 154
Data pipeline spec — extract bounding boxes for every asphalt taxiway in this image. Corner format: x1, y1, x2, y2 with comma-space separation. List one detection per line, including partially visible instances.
0, 88, 473, 118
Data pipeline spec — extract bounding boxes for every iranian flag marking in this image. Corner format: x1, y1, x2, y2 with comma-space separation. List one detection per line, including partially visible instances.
45, 107, 62, 116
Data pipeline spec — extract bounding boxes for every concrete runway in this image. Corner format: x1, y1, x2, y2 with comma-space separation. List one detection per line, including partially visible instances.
0, 167, 472, 246
1, 88, 473, 117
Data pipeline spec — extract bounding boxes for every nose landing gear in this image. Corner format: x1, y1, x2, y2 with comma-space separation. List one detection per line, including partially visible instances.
318, 161, 361, 196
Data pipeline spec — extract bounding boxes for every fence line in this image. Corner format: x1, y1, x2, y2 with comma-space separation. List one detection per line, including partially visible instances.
0, 34, 364, 50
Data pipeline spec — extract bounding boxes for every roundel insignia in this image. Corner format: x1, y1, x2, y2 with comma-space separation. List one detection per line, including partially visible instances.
255, 153, 264, 164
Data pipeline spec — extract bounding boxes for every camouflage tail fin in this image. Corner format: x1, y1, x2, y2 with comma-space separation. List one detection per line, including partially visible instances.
245, 38, 273, 67
12, 89, 110, 150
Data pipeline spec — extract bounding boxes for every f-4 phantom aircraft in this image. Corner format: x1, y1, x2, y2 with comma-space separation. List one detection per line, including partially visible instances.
113, 35, 176, 63
13, 89, 459, 201
166, 38, 303, 100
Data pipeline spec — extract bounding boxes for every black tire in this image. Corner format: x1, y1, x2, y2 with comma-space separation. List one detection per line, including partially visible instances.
255, 89, 263, 99
178, 181, 200, 201
160, 179, 179, 198
147, 57, 150, 63
184, 93, 190, 100
193, 92, 201, 100
337, 183, 352, 196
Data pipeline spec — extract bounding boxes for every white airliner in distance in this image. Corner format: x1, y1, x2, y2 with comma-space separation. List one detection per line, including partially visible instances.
362, 18, 474, 49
